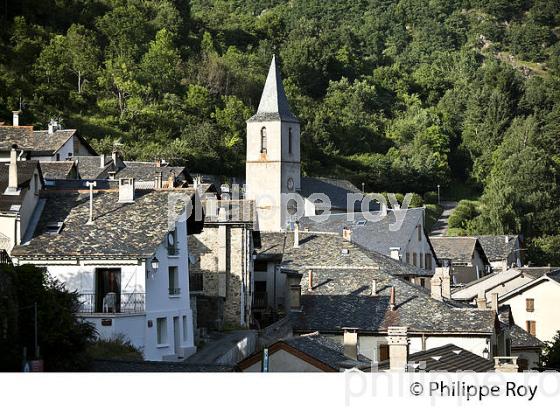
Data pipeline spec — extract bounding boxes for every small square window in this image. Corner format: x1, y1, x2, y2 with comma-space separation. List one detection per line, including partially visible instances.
168, 267, 180, 295
526, 298, 535, 312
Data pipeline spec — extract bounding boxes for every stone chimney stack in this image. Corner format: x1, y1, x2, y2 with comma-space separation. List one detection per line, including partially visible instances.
342, 227, 352, 242
343, 328, 359, 360
286, 270, 303, 312
494, 357, 519, 372
118, 178, 135, 203
491, 292, 499, 313
476, 289, 488, 309
294, 222, 300, 248
100, 154, 106, 168
4, 145, 19, 195
431, 266, 451, 300
154, 171, 163, 189
389, 247, 400, 261
12, 111, 21, 127
307, 269, 313, 292
388, 326, 408, 371
505, 235, 509, 244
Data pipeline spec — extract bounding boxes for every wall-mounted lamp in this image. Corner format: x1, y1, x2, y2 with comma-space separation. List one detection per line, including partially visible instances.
151, 256, 159, 272
482, 347, 489, 359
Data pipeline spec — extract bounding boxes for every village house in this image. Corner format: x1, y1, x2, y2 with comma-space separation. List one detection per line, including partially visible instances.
0, 113, 96, 162
10, 180, 204, 361
300, 207, 438, 276
0, 148, 43, 255
429, 236, 491, 283
188, 199, 257, 332
39, 161, 78, 181
475, 235, 523, 272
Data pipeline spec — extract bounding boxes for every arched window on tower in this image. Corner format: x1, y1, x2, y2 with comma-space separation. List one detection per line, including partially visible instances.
260, 127, 267, 153
288, 128, 292, 154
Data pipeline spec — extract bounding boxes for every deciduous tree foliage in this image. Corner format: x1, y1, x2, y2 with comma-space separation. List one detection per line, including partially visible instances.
1, 0, 560, 261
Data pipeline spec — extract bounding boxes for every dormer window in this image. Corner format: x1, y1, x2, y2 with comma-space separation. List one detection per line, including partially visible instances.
46, 222, 64, 234
260, 127, 267, 153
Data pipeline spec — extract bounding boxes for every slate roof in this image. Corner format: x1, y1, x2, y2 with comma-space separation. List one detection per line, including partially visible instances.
117, 162, 192, 184
374, 344, 495, 372
202, 199, 255, 224
282, 332, 369, 370
451, 268, 538, 301
280, 231, 431, 278
11, 189, 198, 259
429, 236, 489, 265
75, 156, 114, 179
0, 160, 40, 212
300, 176, 364, 211
257, 232, 286, 260
476, 235, 520, 262
92, 359, 234, 372
299, 208, 426, 258
292, 266, 496, 334
0, 126, 79, 155
39, 161, 75, 180
248, 55, 298, 123
506, 323, 544, 349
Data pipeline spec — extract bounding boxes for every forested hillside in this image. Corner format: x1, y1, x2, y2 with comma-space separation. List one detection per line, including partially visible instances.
1, 0, 560, 262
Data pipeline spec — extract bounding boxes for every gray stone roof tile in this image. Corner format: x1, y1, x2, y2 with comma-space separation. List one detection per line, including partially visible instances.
476, 235, 519, 262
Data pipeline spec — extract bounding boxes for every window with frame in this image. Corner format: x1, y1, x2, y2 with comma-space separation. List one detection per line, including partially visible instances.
157, 317, 167, 345
526, 320, 536, 337
412, 253, 417, 266
405, 253, 410, 264
526, 298, 535, 312
167, 230, 177, 255
417, 225, 422, 241
288, 128, 293, 154
168, 266, 180, 295
425, 254, 432, 270
260, 127, 267, 153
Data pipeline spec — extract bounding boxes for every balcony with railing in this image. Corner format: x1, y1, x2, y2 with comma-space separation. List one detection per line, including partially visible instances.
189, 272, 204, 293
78, 292, 145, 314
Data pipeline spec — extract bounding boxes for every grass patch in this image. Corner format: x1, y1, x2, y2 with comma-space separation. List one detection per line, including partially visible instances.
87, 335, 143, 361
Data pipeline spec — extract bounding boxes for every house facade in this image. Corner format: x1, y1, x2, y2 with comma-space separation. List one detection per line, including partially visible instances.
11, 184, 204, 361
476, 235, 523, 272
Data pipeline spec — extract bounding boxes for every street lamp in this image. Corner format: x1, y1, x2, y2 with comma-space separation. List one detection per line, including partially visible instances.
151, 256, 159, 272
437, 184, 441, 205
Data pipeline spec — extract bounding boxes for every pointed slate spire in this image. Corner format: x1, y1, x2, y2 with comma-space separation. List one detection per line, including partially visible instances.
248, 55, 299, 123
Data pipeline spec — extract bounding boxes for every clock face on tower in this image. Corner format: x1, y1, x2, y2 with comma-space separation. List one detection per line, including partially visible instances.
287, 177, 294, 191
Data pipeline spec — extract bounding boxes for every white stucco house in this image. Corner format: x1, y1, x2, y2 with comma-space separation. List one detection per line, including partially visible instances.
0, 147, 44, 255
0, 114, 96, 163
11, 180, 205, 361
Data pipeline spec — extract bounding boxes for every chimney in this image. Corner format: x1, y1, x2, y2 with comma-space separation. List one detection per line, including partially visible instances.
118, 178, 135, 203
155, 171, 163, 189
307, 269, 313, 292
294, 222, 300, 248
389, 247, 400, 261
112, 150, 118, 166
12, 111, 21, 127
504, 235, 509, 244
476, 290, 488, 309
431, 266, 451, 301
285, 270, 303, 311
371, 279, 377, 296
155, 159, 162, 167
343, 328, 359, 360
494, 357, 518, 373
100, 154, 106, 168
491, 292, 499, 313
389, 286, 396, 310
4, 145, 19, 195
388, 326, 408, 371
342, 226, 352, 242
167, 171, 175, 189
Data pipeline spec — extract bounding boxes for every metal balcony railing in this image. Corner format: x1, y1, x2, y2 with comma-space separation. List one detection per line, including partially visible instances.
78, 292, 145, 314
168, 287, 181, 296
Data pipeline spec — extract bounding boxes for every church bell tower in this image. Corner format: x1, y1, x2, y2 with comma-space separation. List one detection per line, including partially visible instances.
245, 55, 301, 232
